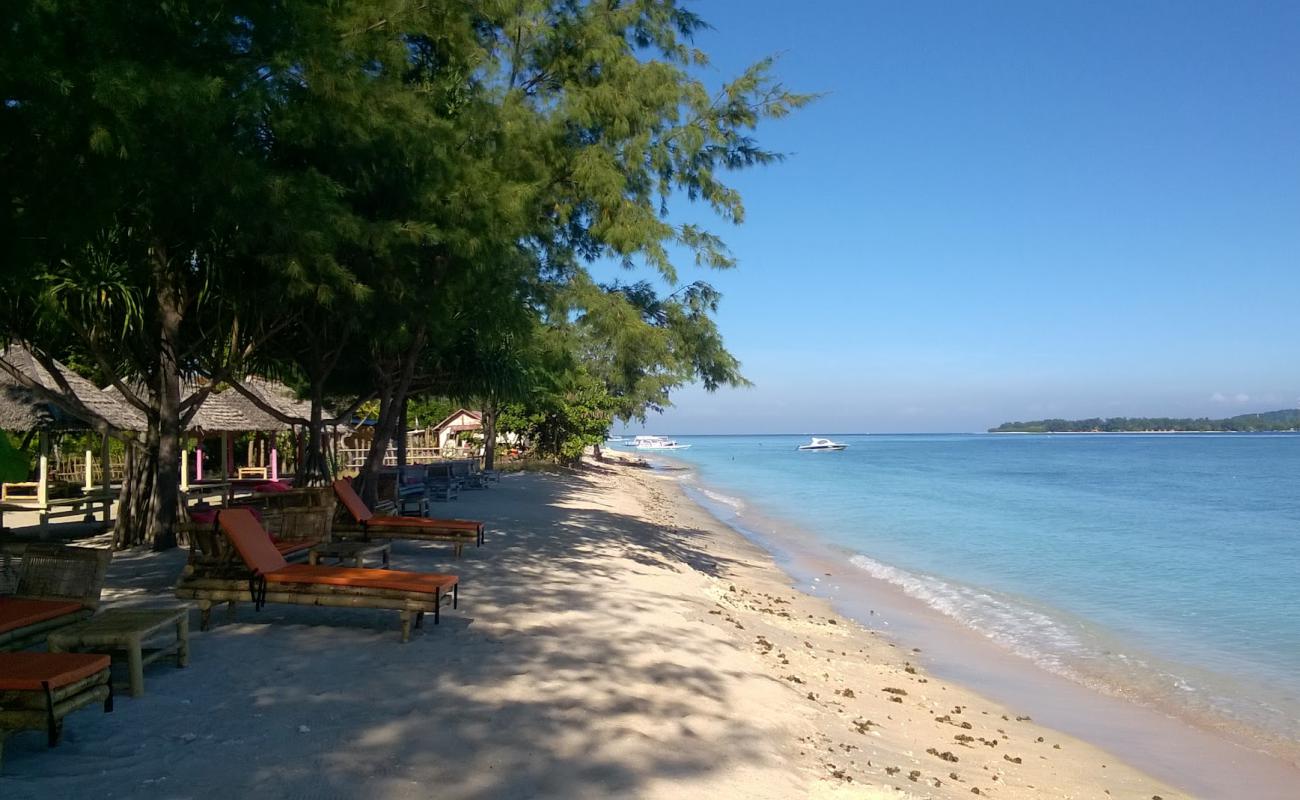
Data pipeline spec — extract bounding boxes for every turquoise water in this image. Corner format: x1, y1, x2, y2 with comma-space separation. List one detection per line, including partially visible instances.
620, 433, 1300, 749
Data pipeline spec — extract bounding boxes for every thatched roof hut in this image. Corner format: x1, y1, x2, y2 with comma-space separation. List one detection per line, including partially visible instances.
184, 383, 288, 434
0, 344, 145, 434
240, 377, 318, 423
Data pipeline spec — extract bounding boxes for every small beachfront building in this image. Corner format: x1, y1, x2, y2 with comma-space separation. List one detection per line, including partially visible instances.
430, 409, 482, 453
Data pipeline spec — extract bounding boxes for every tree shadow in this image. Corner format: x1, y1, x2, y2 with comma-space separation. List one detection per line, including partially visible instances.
2, 468, 792, 799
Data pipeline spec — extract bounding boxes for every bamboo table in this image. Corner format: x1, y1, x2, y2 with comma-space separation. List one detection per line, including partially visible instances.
47, 607, 190, 698
308, 540, 392, 568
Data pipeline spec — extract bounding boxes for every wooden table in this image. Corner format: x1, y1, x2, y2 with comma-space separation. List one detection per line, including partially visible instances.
47, 607, 190, 698
309, 540, 392, 568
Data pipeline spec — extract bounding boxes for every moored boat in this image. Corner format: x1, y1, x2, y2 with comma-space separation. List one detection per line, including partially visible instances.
797, 437, 847, 451
632, 435, 692, 450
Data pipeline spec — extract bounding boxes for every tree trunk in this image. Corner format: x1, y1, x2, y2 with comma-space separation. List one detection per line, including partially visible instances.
296, 388, 331, 487
356, 382, 395, 507
396, 395, 408, 469
150, 258, 183, 551
113, 437, 153, 548
482, 402, 497, 472
354, 330, 425, 507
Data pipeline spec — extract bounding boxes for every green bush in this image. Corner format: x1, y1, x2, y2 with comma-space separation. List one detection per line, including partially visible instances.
0, 432, 31, 483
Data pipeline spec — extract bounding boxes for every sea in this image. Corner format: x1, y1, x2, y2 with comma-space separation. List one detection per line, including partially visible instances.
614, 433, 1300, 771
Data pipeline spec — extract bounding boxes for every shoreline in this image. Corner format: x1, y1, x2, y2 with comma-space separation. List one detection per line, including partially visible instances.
629, 450, 1300, 798
601, 451, 1185, 797
2, 459, 1283, 797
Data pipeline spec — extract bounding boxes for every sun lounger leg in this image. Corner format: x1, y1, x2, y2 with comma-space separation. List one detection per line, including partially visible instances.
177, 614, 190, 668
434, 589, 440, 625
43, 682, 60, 747
399, 611, 413, 643
127, 639, 145, 698
226, 600, 237, 621
414, 612, 424, 629
453, 583, 458, 609
198, 600, 212, 631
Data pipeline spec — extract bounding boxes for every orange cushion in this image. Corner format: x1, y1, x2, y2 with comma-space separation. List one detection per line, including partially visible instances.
371, 515, 482, 533
0, 598, 86, 635
264, 564, 457, 593
219, 508, 288, 574
333, 479, 374, 523
274, 540, 317, 556
0, 652, 110, 691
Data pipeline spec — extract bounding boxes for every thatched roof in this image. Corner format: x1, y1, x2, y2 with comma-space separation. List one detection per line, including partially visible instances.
240, 377, 320, 423
185, 383, 289, 433
0, 344, 146, 433
100, 381, 292, 434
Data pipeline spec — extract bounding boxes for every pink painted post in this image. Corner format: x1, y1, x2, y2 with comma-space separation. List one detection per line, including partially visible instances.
270, 448, 279, 482
195, 445, 204, 482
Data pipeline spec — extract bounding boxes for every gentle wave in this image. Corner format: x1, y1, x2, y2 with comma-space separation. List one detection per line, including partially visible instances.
696, 486, 746, 514
847, 553, 1097, 681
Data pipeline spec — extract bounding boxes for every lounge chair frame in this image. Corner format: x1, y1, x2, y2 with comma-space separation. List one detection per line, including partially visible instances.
175, 510, 458, 642
0, 546, 110, 651
331, 480, 484, 556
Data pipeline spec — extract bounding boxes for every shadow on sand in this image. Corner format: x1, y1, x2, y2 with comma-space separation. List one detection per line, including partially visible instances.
2, 466, 779, 799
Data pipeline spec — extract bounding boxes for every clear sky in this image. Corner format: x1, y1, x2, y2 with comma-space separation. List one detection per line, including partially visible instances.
615, 1, 1300, 434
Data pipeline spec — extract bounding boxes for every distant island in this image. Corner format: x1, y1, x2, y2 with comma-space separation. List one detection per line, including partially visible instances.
989, 409, 1300, 433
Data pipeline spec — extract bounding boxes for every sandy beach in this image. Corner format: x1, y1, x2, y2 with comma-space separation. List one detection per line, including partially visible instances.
2, 459, 1189, 798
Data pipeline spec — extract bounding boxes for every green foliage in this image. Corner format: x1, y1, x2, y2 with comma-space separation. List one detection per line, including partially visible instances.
406, 396, 460, 431
2, 1, 808, 529
990, 409, 1300, 433
0, 432, 30, 483
497, 371, 617, 463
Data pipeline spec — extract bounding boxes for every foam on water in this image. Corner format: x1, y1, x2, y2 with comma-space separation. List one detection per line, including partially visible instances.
846, 553, 1087, 678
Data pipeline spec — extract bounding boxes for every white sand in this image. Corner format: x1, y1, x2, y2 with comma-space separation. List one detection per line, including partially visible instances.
2, 461, 1184, 798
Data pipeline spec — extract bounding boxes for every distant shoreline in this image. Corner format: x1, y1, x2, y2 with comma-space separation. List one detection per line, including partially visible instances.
988, 407, 1300, 434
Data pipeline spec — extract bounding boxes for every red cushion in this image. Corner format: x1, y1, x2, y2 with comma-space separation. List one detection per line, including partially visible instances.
189, 508, 218, 524
0, 598, 86, 635
218, 509, 288, 575
273, 540, 316, 557
264, 564, 457, 593
0, 652, 111, 691
254, 481, 291, 493
333, 479, 374, 523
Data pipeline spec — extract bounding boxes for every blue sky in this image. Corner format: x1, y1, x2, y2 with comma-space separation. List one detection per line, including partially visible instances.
614, 1, 1300, 434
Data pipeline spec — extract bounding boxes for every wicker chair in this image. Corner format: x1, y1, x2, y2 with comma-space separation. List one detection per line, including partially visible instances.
0, 546, 111, 651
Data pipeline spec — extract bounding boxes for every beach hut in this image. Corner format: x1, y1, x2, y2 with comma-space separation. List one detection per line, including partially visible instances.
0, 345, 144, 530
430, 409, 483, 454
181, 384, 290, 488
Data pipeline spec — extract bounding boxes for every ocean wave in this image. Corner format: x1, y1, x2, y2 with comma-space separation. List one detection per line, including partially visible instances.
847, 554, 1088, 679
696, 487, 746, 514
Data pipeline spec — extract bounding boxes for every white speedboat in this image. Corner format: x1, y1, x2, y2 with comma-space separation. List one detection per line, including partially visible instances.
632, 435, 692, 451
798, 437, 847, 451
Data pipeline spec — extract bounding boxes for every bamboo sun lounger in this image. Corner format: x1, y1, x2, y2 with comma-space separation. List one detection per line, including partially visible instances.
332, 479, 485, 556
0, 546, 111, 652
175, 509, 459, 642
0, 652, 113, 771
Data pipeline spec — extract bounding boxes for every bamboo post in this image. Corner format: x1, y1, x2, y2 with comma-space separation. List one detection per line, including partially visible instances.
270, 447, 278, 482
37, 429, 49, 532
84, 448, 94, 491
99, 434, 111, 523
181, 446, 189, 492
195, 443, 203, 482
221, 431, 230, 479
